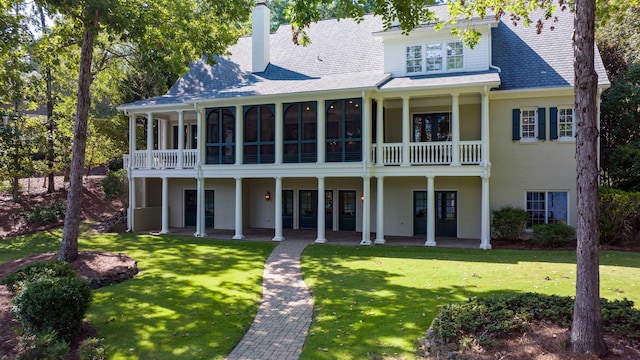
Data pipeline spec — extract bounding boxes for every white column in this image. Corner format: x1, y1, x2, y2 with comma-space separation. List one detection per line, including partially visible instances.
275, 102, 283, 165
146, 112, 153, 169
376, 98, 384, 165
128, 177, 136, 232
374, 176, 385, 244
402, 96, 410, 166
360, 176, 372, 245
235, 105, 243, 165
480, 175, 492, 249
451, 93, 461, 166
362, 91, 372, 164
317, 99, 326, 163
481, 87, 490, 165
273, 177, 284, 241
425, 176, 437, 246
194, 176, 207, 237
127, 115, 136, 232
233, 177, 244, 239
197, 107, 205, 166
161, 119, 168, 150
177, 110, 184, 169
160, 177, 170, 234
316, 177, 327, 243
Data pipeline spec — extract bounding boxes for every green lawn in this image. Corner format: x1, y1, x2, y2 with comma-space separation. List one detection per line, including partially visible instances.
299, 245, 640, 360
1, 231, 276, 360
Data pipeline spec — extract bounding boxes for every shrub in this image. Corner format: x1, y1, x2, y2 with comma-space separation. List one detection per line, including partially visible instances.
430, 293, 640, 350
101, 169, 128, 204
599, 187, 640, 245
16, 330, 69, 360
107, 156, 124, 172
20, 201, 66, 225
12, 277, 92, 342
532, 222, 576, 247
79, 337, 107, 360
1, 260, 76, 295
491, 206, 529, 240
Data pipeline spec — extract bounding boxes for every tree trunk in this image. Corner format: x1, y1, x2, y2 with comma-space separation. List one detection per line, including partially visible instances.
59, 21, 98, 263
571, 0, 607, 355
11, 176, 19, 202
39, 5, 55, 194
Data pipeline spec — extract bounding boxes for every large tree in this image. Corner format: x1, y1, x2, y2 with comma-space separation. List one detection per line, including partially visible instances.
33, 0, 251, 262
284, 0, 614, 354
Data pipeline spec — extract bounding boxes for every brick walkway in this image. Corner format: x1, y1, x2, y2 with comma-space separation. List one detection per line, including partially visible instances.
226, 239, 313, 360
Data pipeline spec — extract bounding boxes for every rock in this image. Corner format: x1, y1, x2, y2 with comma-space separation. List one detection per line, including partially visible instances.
447, 342, 458, 351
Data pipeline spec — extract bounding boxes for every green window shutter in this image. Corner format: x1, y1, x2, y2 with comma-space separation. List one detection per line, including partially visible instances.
537, 107, 546, 140
512, 109, 520, 141
549, 107, 558, 139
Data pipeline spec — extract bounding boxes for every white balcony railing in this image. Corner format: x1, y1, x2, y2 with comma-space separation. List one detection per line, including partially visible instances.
124, 150, 199, 170
372, 141, 482, 165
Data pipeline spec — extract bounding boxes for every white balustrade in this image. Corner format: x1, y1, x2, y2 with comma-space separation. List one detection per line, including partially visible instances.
382, 143, 403, 165
126, 150, 198, 169
459, 141, 482, 164
410, 142, 452, 164
184, 150, 199, 168
122, 155, 129, 169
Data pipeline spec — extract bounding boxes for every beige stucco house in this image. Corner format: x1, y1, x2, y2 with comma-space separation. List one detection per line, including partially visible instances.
117, 3, 609, 249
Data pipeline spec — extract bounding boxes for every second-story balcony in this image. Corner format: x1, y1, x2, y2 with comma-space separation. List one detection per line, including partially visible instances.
123, 141, 483, 170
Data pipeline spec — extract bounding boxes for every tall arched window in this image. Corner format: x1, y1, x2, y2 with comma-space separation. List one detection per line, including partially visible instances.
326, 98, 361, 162
205, 107, 235, 164
243, 105, 275, 164
283, 102, 317, 163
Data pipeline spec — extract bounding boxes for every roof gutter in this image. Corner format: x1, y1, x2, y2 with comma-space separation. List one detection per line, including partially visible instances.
488, 23, 501, 73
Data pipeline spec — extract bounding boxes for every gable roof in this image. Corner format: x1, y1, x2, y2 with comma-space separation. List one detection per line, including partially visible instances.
119, 5, 609, 110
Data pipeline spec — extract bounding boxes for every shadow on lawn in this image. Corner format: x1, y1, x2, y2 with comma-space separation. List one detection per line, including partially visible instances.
299, 244, 640, 360
300, 254, 526, 360
304, 243, 640, 268
83, 233, 275, 359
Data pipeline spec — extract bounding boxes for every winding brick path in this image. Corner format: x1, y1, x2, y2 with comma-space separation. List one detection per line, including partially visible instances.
226, 239, 313, 360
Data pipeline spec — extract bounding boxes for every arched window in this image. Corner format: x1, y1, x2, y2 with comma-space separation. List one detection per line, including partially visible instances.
243, 105, 275, 164
326, 98, 361, 162
205, 107, 235, 164
283, 102, 317, 163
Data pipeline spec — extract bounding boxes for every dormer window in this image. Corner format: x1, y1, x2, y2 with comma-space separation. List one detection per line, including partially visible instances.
405, 40, 465, 75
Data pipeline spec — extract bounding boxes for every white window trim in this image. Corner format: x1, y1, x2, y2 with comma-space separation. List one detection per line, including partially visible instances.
404, 40, 465, 76
524, 190, 570, 229
557, 106, 576, 142
519, 107, 538, 144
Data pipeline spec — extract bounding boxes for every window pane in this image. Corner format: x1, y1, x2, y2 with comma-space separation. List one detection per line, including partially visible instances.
526, 191, 546, 228
261, 106, 275, 141
284, 105, 299, 141
302, 104, 317, 140
327, 101, 342, 139
426, 43, 442, 72
244, 107, 258, 142
207, 110, 220, 143
447, 41, 464, 70
548, 192, 568, 224
559, 108, 574, 138
406, 45, 422, 73
521, 110, 537, 139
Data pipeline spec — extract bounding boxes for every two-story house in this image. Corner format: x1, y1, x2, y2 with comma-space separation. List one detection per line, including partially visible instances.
117, 3, 609, 249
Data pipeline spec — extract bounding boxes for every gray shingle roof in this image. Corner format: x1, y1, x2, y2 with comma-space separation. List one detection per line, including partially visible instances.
119, 5, 609, 110
492, 7, 609, 90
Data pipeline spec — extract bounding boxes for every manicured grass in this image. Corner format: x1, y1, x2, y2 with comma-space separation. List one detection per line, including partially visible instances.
300, 245, 640, 360
1, 232, 276, 360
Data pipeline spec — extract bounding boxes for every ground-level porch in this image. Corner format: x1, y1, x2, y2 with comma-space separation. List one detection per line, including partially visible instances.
145, 227, 483, 249
127, 174, 492, 249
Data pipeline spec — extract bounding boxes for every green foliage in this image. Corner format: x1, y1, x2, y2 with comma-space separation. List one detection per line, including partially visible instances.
1, 259, 76, 295
432, 293, 640, 349
12, 277, 92, 342
491, 206, 529, 240
20, 201, 66, 226
599, 187, 640, 245
0, 180, 10, 193
101, 169, 128, 203
15, 330, 69, 360
107, 156, 123, 171
532, 223, 576, 247
78, 337, 107, 360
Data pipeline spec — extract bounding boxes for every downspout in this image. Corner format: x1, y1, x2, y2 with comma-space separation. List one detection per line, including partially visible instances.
488, 23, 501, 73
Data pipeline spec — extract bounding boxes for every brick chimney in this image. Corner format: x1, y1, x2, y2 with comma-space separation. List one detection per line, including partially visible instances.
252, 2, 270, 73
